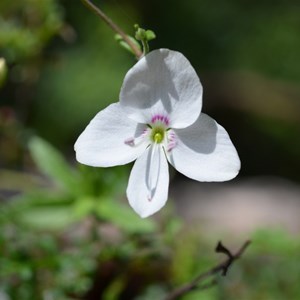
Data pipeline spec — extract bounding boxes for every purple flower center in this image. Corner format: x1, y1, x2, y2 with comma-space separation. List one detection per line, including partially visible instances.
151, 114, 170, 126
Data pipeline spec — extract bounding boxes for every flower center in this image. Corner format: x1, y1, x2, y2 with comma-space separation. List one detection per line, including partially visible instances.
151, 127, 165, 144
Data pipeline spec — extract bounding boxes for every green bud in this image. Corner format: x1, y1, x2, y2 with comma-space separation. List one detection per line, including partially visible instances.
114, 34, 141, 55
134, 24, 156, 42
135, 28, 147, 41
145, 30, 156, 41
134, 25, 156, 56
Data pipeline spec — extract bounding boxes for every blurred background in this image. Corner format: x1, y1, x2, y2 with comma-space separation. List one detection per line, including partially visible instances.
1, 0, 300, 299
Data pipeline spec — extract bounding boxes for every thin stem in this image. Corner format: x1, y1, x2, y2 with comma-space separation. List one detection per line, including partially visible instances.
165, 240, 251, 300
141, 39, 149, 56
81, 0, 142, 59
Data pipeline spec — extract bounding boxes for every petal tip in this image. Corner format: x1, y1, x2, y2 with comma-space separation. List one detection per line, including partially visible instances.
139, 211, 153, 219
134, 206, 160, 219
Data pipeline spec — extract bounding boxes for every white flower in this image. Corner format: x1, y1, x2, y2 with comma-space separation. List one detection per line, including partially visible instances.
74, 49, 240, 218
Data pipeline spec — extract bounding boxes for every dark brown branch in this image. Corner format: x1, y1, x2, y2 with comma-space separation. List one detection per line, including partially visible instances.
80, 0, 142, 59
164, 240, 251, 300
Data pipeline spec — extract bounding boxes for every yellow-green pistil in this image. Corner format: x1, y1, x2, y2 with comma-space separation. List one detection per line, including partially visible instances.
150, 126, 165, 143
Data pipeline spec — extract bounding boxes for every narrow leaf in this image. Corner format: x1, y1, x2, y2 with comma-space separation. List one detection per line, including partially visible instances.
28, 136, 80, 194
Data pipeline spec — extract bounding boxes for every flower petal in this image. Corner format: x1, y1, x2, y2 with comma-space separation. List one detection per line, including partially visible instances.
127, 144, 169, 218
120, 49, 203, 128
74, 103, 149, 167
167, 113, 241, 181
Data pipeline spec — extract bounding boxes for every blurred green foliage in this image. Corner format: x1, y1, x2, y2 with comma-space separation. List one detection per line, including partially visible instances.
2, 135, 156, 233
30, 2, 139, 145
148, 0, 300, 81
0, 135, 161, 298
1, 0, 300, 299
218, 230, 300, 300
0, 0, 63, 62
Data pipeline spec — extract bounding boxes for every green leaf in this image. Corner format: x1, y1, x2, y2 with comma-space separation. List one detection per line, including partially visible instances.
28, 136, 80, 194
2, 192, 76, 230
18, 205, 75, 230
114, 34, 141, 55
96, 198, 157, 234
73, 197, 95, 218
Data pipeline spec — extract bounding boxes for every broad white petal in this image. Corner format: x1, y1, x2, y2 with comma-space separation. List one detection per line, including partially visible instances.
127, 144, 169, 218
167, 113, 240, 181
120, 49, 203, 128
75, 103, 149, 167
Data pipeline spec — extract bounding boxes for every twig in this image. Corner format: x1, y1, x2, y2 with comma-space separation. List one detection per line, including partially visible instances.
80, 0, 142, 59
194, 278, 218, 292
164, 240, 251, 300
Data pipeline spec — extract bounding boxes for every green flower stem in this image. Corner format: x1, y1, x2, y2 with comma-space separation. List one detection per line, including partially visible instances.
141, 39, 149, 56
80, 0, 143, 59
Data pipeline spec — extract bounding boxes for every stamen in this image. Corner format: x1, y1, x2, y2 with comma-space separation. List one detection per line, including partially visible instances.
167, 130, 177, 152
124, 128, 149, 147
124, 137, 135, 146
